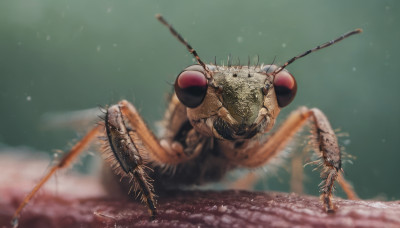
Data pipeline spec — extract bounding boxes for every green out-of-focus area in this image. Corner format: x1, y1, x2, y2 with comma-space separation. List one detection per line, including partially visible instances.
0, 1, 399, 200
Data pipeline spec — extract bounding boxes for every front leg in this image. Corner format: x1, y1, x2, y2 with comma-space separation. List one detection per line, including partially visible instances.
118, 99, 201, 165
105, 100, 202, 217
227, 106, 345, 212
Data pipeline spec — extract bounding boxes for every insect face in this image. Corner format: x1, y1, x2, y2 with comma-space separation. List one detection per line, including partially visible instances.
176, 64, 296, 141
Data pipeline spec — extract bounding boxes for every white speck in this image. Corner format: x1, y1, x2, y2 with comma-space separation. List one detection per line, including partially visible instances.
237, 36, 244, 43
385, 6, 390, 10
282, 43, 286, 48
192, 58, 196, 63
258, 31, 262, 36
97, 45, 101, 52
46, 35, 51, 41
106, 7, 112, 13
343, 139, 351, 145
26, 96, 32, 101
352, 67, 356, 72
53, 153, 58, 158
113, 43, 117, 47
218, 205, 227, 213
347, 160, 354, 165
382, 139, 386, 143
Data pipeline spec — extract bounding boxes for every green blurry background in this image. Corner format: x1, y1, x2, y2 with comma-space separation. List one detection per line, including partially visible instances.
0, 1, 399, 200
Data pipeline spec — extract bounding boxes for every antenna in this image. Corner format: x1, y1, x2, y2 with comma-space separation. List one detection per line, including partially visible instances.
156, 14, 211, 78
273, 28, 363, 75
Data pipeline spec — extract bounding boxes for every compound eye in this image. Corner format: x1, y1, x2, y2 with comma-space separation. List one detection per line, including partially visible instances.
175, 70, 208, 108
273, 71, 297, 107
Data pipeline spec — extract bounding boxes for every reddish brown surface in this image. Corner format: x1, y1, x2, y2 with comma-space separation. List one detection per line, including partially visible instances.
1, 153, 400, 228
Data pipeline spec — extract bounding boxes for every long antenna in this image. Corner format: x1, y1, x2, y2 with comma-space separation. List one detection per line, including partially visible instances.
156, 14, 211, 78
273, 28, 363, 75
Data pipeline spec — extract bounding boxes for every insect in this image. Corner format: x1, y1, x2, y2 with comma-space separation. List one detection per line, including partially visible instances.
12, 14, 362, 226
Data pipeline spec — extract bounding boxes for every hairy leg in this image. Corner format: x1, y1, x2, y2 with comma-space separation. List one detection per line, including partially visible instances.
118, 100, 201, 165
291, 149, 358, 199
103, 100, 205, 218
230, 106, 356, 212
228, 151, 358, 201
104, 105, 157, 218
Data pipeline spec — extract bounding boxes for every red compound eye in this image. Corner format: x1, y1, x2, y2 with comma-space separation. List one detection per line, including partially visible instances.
273, 71, 297, 107
175, 70, 208, 108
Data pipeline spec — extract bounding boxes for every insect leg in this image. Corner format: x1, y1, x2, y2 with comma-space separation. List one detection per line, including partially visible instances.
12, 124, 103, 226
105, 105, 157, 218
337, 173, 359, 200
107, 99, 203, 218
117, 99, 199, 165
290, 151, 305, 194
230, 156, 357, 199
234, 107, 350, 212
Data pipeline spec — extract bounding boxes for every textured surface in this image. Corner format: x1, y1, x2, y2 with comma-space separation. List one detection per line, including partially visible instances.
1, 154, 400, 228
3, 190, 400, 228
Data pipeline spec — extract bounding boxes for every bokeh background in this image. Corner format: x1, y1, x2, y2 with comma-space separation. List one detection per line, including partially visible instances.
0, 1, 399, 201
